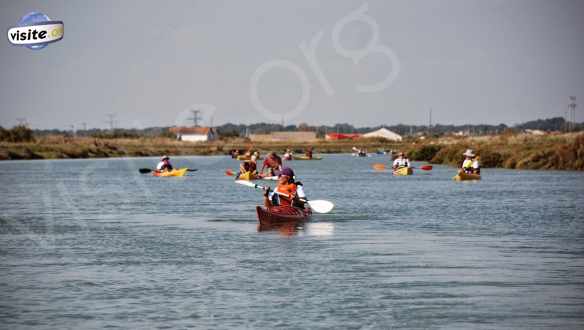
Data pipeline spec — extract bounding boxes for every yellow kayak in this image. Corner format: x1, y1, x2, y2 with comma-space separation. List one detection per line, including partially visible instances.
152, 168, 188, 177
237, 171, 258, 181
236, 155, 263, 161
393, 167, 413, 176
292, 155, 322, 160
453, 170, 481, 181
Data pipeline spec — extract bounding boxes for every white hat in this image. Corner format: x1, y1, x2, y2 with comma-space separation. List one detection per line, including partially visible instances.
161, 155, 169, 160
462, 149, 475, 157
251, 155, 257, 161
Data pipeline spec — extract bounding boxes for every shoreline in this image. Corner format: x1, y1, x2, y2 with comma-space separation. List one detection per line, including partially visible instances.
1, 133, 583, 171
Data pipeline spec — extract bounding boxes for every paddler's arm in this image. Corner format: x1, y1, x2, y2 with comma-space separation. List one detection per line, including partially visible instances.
263, 187, 273, 208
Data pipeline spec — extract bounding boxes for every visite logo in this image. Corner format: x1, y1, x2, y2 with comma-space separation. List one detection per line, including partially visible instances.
7, 12, 63, 50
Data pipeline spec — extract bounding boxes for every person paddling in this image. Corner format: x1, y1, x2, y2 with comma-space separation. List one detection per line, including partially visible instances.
263, 167, 306, 209
392, 152, 410, 170
237, 154, 258, 179
305, 147, 313, 160
156, 155, 173, 172
472, 155, 481, 175
261, 152, 283, 177
461, 149, 475, 174
283, 148, 293, 161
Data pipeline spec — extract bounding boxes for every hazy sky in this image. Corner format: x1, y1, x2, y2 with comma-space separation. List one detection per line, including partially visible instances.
1, 0, 583, 129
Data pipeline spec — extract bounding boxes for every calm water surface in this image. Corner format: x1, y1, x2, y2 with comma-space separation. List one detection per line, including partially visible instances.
1, 155, 583, 329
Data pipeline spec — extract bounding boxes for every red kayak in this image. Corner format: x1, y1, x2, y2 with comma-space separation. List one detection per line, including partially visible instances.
255, 205, 311, 226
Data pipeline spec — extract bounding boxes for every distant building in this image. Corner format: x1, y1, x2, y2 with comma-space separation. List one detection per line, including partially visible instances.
524, 129, 546, 135
325, 133, 362, 141
249, 131, 318, 142
169, 127, 217, 142
362, 128, 402, 141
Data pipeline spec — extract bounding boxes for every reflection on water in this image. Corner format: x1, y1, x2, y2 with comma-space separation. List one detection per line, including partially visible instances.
1, 155, 583, 329
258, 221, 335, 237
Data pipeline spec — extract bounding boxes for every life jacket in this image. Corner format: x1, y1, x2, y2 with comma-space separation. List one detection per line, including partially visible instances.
273, 182, 297, 206
462, 159, 473, 169
156, 160, 173, 171
393, 158, 409, 167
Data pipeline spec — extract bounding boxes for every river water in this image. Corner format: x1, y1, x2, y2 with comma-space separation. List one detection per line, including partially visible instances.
1, 155, 583, 329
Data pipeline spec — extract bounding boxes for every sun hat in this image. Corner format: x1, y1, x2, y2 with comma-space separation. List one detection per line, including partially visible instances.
462, 149, 475, 157
161, 155, 170, 160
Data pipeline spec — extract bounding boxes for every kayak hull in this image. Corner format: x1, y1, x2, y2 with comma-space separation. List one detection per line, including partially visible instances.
453, 171, 481, 181
256, 206, 311, 226
153, 168, 188, 177
393, 167, 413, 176
238, 171, 258, 181
292, 156, 322, 160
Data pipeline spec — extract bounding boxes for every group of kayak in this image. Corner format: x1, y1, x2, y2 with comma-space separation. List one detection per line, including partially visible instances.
234, 148, 320, 181
233, 151, 313, 228
148, 147, 482, 229
387, 149, 481, 180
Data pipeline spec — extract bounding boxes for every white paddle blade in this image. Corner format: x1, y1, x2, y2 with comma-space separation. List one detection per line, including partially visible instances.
307, 200, 334, 214
235, 180, 257, 188
261, 176, 279, 181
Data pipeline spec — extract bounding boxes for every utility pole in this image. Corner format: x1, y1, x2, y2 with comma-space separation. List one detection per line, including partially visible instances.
188, 110, 202, 127
428, 108, 433, 136
106, 113, 116, 132
69, 124, 76, 137
81, 122, 87, 131
568, 96, 577, 132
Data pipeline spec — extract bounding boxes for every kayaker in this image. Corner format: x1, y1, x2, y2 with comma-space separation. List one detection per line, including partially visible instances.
261, 152, 283, 177
472, 155, 481, 175
263, 167, 306, 208
156, 155, 173, 172
461, 149, 475, 174
392, 152, 410, 169
283, 148, 293, 161
305, 147, 313, 160
238, 154, 258, 178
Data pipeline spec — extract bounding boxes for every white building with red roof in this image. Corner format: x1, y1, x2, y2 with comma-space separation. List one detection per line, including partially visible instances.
169, 127, 217, 142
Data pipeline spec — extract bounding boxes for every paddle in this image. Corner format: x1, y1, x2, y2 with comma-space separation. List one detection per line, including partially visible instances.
235, 180, 334, 214
138, 168, 197, 174
225, 169, 278, 180
371, 163, 433, 171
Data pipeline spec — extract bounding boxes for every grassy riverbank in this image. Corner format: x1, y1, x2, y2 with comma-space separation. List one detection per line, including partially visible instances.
1, 133, 583, 171
406, 133, 584, 171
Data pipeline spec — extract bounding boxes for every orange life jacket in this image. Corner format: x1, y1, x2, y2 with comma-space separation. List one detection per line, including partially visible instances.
275, 182, 297, 206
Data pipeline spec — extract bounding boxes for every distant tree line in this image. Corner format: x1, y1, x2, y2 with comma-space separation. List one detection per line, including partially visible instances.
215, 117, 581, 137
1, 117, 581, 142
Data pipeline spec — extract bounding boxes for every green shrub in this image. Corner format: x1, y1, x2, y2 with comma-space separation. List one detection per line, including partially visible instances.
409, 145, 442, 161
0, 125, 35, 142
